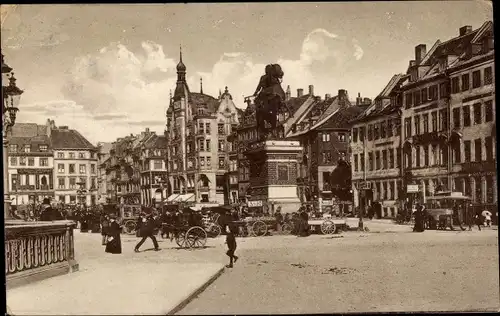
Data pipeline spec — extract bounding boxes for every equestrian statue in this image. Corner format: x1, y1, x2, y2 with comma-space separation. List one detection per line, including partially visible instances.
252, 64, 292, 139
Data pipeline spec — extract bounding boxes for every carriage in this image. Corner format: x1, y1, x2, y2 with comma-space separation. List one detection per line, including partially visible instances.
229, 216, 277, 237
424, 192, 472, 230
307, 216, 347, 234
120, 204, 142, 235
160, 207, 211, 249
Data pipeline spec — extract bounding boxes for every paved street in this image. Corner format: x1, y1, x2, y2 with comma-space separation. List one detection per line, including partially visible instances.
179, 228, 499, 314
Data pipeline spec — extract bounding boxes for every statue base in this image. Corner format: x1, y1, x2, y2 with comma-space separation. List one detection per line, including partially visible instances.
245, 140, 303, 214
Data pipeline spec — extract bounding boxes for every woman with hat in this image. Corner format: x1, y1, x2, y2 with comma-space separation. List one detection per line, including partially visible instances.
105, 214, 122, 254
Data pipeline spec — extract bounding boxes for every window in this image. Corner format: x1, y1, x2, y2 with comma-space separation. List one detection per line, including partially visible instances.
40, 158, 48, 166
91, 178, 97, 190
404, 118, 412, 138
389, 150, 395, 168
199, 139, 205, 151
360, 153, 365, 171
453, 142, 461, 163
367, 125, 373, 141
338, 151, 346, 161
375, 151, 380, 170
218, 123, 224, 134
474, 139, 482, 162
19, 157, 26, 166
218, 140, 224, 151
23, 145, 31, 153
380, 122, 386, 138
368, 152, 373, 171
382, 150, 388, 169
205, 123, 211, 134
39, 145, 48, 152
390, 182, 395, 200
206, 139, 211, 151
387, 120, 393, 137
473, 103, 482, 125
421, 88, 428, 102
219, 157, 225, 168
431, 112, 438, 132
485, 136, 493, 161
396, 148, 401, 168
206, 157, 211, 167
485, 101, 493, 122
28, 158, 35, 166
200, 157, 205, 167
69, 177, 77, 189
414, 115, 420, 135
422, 114, 429, 133
79, 178, 87, 189
429, 85, 438, 100
461, 73, 469, 91
439, 109, 448, 131
359, 127, 365, 142
69, 152, 75, 159
431, 145, 438, 166
414, 91, 421, 106
91, 164, 96, 174
79, 164, 86, 174
69, 164, 75, 174
90, 152, 95, 159
463, 106, 471, 127
353, 154, 358, 171
405, 92, 413, 108
79, 152, 85, 159
439, 82, 448, 98
57, 152, 64, 158
9, 144, 18, 153
277, 165, 288, 181
352, 128, 358, 142
58, 177, 65, 189
322, 133, 331, 142
472, 70, 481, 88
198, 123, 204, 134
58, 164, 65, 173
415, 146, 421, 167
451, 77, 460, 93
484, 67, 493, 85
464, 141, 471, 162
453, 108, 461, 129
10, 157, 17, 166
423, 146, 429, 166
154, 160, 162, 170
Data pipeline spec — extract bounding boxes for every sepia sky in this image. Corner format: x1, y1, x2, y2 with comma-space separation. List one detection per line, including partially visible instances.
0, 1, 493, 144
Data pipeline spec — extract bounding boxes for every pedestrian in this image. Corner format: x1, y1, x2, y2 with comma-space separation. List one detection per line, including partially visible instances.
275, 206, 283, 232
225, 225, 239, 268
100, 213, 110, 246
299, 207, 310, 237
40, 198, 63, 221
134, 213, 160, 252
413, 203, 425, 232
474, 210, 483, 231
105, 214, 122, 254
481, 209, 492, 227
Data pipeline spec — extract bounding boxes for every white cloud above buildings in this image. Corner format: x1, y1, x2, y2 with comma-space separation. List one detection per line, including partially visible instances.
18, 28, 364, 143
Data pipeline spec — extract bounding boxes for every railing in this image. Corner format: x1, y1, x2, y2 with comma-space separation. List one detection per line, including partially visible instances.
5, 220, 79, 289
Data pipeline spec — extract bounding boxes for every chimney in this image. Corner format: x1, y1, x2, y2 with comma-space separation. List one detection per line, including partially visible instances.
415, 44, 427, 64
338, 89, 347, 102
459, 25, 472, 36
297, 88, 304, 97
308, 85, 314, 96
409, 60, 416, 68
325, 94, 331, 100
356, 92, 362, 106
146, 127, 150, 133
363, 97, 371, 105
59, 126, 68, 130
286, 85, 291, 101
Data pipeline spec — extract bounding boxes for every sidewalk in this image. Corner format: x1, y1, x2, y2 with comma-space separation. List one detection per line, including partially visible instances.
7, 232, 226, 315
345, 218, 411, 233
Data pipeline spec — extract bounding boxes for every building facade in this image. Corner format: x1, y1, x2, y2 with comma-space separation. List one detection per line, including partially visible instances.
165, 51, 242, 205
7, 122, 54, 205
96, 142, 112, 204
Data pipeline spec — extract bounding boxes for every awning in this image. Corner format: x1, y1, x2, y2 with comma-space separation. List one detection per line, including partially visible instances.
166, 194, 180, 202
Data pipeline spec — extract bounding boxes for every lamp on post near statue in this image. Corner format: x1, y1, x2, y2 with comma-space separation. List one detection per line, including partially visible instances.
2, 54, 23, 221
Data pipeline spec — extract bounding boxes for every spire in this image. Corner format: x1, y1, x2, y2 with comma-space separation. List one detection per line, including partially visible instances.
179, 44, 183, 63
219, 89, 222, 98
200, 77, 203, 94
176, 44, 186, 73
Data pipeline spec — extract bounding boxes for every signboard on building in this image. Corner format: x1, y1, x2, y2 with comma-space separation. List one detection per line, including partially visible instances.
322, 200, 333, 206
407, 185, 419, 193
248, 200, 263, 207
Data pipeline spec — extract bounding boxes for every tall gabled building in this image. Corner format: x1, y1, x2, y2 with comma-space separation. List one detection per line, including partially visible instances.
165, 49, 242, 205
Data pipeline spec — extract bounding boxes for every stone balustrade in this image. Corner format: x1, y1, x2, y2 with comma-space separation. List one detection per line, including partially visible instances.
5, 220, 79, 289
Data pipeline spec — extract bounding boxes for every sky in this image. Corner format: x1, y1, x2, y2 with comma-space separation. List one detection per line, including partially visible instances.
0, 1, 493, 144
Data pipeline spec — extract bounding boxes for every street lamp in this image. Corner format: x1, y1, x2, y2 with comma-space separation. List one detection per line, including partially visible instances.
2, 54, 23, 220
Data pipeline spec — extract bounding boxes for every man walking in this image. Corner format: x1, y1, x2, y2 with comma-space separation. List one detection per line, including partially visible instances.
134, 213, 160, 252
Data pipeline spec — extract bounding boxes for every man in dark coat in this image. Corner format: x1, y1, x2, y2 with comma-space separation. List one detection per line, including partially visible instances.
105, 214, 122, 254
40, 198, 63, 221
134, 213, 160, 252
299, 207, 310, 237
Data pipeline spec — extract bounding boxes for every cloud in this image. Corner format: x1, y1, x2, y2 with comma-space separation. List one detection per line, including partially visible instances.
44, 27, 363, 142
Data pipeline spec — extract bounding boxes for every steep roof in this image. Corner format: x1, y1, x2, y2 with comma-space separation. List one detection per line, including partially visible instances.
190, 92, 220, 113
377, 74, 405, 99
10, 123, 47, 138
51, 128, 96, 150
144, 134, 168, 149
318, 105, 365, 130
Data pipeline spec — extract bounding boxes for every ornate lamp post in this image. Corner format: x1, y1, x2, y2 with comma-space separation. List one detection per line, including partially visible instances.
2, 54, 23, 220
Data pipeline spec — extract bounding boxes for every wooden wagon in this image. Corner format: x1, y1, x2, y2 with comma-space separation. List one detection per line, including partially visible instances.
307, 216, 347, 234
229, 216, 277, 237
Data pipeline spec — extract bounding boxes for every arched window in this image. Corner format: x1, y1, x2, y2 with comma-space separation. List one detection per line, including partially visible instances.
41, 176, 47, 185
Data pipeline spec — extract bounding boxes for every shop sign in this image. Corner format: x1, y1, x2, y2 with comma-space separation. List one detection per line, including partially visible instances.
407, 185, 419, 193
248, 200, 263, 207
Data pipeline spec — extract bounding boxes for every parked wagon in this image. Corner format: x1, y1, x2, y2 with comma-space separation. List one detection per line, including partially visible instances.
308, 216, 347, 234
229, 216, 278, 237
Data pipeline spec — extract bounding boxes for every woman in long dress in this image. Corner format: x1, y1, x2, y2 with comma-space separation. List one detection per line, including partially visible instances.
105, 214, 122, 254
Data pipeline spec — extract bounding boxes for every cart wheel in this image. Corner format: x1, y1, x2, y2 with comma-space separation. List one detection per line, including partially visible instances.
320, 220, 337, 235
208, 224, 222, 238
252, 221, 268, 237
175, 231, 187, 248
123, 221, 136, 235
186, 226, 207, 248
281, 223, 293, 234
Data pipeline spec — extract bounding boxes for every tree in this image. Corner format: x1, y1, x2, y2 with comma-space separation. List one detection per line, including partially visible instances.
329, 159, 352, 201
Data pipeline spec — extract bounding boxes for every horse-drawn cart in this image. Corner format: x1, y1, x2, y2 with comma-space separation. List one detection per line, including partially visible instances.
308, 216, 347, 234
230, 216, 276, 237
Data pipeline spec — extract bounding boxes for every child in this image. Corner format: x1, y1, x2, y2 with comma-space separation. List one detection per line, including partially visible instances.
225, 225, 239, 268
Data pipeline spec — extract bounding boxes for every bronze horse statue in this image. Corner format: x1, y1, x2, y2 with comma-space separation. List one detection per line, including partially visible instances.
253, 64, 291, 139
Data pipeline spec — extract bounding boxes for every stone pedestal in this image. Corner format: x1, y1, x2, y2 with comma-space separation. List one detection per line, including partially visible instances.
245, 140, 303, 214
